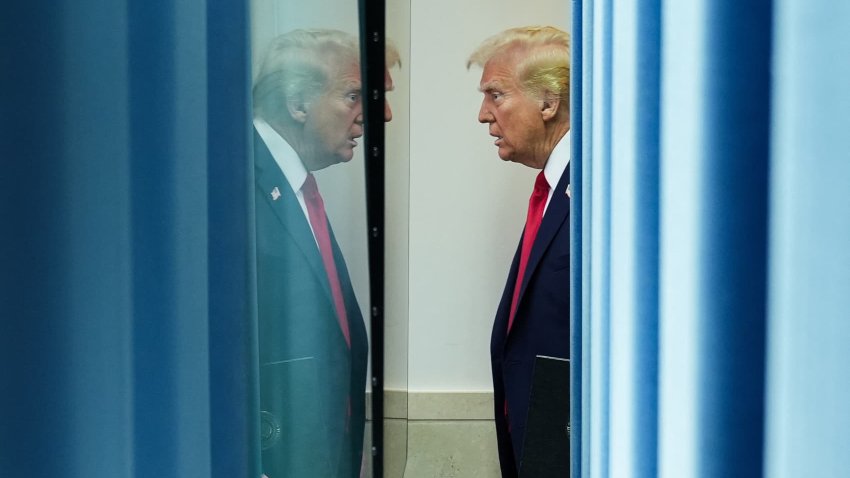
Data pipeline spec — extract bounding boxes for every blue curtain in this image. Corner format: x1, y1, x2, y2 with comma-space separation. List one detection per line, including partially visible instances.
574, 0, 850, 477
764, 1, 850, 477
569, 2, 585, 478
0, 1, 258, 477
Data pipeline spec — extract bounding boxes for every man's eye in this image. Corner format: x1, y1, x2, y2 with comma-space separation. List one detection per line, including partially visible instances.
347, 93, 360, 102
491, 92, 503, 100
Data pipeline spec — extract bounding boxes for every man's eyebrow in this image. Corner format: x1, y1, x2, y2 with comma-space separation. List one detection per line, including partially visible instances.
478, 80, 504, 93
338, 78, 362, 91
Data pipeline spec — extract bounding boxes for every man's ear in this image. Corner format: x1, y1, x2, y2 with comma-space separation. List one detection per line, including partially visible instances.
540, 93, 561, 122
286, 94, 309, 123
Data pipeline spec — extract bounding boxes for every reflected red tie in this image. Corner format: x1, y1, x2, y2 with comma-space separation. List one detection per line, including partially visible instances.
302, 173, 351, 348
507, 171, 550, 334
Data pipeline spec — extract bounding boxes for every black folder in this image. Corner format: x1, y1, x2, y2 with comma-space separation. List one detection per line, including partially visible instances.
519, 355, 570, 478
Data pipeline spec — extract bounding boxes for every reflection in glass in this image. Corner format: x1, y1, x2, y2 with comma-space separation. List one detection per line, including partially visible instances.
251, 24, 401, 476
253, 29, 369, 477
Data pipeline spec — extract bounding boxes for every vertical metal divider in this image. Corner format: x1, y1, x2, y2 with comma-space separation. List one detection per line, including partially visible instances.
358, 0, 387, 476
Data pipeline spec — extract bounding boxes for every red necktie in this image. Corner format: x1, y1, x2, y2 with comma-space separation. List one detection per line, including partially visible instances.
507, 171, 550, 334
302, 173, 351, 348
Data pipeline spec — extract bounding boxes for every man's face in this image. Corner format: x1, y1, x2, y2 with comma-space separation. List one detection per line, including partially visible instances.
301, 62, 364, 171
477, 52, 547, 169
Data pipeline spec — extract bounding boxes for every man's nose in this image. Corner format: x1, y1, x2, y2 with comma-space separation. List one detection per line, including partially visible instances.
478, 102, 492, 123
384, 100, 393, 122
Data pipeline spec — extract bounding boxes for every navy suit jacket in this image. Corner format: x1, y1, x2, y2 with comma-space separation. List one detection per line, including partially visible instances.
254, 131, 368, 478
491, 168, 570, 478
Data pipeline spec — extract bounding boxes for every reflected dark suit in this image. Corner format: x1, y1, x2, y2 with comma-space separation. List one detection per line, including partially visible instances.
490, 169, 570, 478
254, 131, 368, 478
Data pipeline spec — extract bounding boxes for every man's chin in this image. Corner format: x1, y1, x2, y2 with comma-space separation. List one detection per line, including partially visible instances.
500, 152, 536, 168
317, 150, 354, 170
337, 149, 355, 163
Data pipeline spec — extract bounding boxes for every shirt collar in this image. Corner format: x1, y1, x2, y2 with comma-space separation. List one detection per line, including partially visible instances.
253, 117, 308, 194
543, 130, 571, 191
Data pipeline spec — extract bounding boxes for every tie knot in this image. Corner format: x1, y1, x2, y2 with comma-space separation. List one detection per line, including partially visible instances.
302, 173, 319, 201
533, 171, 550, 196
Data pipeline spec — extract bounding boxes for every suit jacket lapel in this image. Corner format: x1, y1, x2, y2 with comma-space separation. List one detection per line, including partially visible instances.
516, 168, 570, 308
254, 131, 334, 303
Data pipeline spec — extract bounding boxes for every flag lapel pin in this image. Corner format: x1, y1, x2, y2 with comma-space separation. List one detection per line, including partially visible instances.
270, 186, 281, 201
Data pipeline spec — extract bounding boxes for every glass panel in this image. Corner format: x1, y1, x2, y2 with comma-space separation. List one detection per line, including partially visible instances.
384, 1, 411, 476
249, 1, 387, 475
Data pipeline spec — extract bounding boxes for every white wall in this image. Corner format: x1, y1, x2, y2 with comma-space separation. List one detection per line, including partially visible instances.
406, 0, 571, 392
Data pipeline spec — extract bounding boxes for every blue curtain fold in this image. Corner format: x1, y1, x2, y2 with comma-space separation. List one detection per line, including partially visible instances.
660, 1, 772, 478
584, 0, 613, 476
765, 1, 850, 477
0, 1, 256, 477
206, 1, 259, 477
607, 0, 660, 477
570, 1, 584, 477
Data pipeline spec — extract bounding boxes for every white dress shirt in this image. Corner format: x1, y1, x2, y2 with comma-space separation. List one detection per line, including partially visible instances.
253, 117, 318, 245
542, 130, 571, 215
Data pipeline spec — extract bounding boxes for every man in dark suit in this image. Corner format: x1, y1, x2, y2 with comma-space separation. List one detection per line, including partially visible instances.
468, 26, 571, 478
252, 29, 397, 478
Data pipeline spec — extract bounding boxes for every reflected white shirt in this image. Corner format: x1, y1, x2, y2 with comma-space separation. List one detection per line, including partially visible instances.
542, 130, 571, 215
253, 117, 318, 245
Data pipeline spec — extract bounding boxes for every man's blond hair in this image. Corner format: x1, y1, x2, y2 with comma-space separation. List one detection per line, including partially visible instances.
385, 39, 402, 70
468, 26, 570, 103
253, 29, 401, 123
253, 29, 357, 122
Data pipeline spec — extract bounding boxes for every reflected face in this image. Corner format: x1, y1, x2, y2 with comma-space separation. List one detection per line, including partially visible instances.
301, 62, 364, 171
300, 65, 396, 171
477, 53, 547, 169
